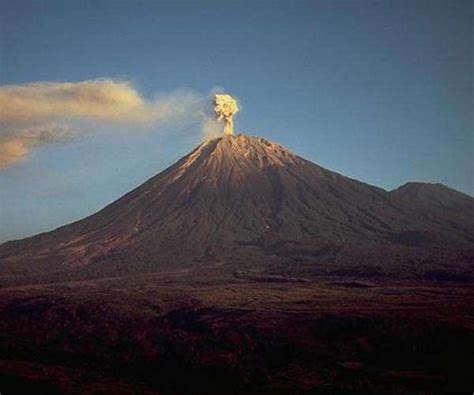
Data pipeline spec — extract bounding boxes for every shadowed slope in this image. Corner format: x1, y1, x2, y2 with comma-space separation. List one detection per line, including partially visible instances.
391, 182, 474, 238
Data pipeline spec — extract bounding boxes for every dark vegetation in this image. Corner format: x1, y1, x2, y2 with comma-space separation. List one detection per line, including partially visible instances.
1, 273, 473, 394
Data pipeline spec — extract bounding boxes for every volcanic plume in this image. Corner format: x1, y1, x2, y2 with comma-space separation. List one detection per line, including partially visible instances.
213, 94, 239, 135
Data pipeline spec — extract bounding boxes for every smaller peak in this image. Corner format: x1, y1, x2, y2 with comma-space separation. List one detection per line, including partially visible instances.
394, 181, 444, 191
392, 182, 472, 199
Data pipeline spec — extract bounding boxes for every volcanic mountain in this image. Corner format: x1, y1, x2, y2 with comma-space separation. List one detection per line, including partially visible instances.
1, 134, 473, 284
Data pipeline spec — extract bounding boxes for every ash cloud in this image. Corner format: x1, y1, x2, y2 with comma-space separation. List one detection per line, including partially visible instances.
213, 94, 239, 135
0, 79, 205, 168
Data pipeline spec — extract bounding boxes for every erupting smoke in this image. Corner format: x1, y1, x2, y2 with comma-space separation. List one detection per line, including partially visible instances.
0, 79, 243, 168
213, 94, 239, 135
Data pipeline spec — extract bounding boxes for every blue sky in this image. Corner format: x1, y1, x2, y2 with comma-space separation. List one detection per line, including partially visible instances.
0, 0, 472, 242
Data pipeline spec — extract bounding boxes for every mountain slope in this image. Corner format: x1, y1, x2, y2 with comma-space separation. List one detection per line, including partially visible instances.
391, 182, 474, 236
1, 134, 473, 283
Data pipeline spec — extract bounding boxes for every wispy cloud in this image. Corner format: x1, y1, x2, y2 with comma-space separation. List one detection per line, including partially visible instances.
0, 79, 208, 168
0, 124, 73, 169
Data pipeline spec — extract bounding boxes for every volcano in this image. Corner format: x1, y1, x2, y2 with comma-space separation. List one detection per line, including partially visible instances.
1, 134, 473, 284
2, 134, 474, 394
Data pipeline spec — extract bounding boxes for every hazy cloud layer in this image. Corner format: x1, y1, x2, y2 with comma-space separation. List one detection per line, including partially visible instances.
0, 79, 209, 168
0, 124, 73, 168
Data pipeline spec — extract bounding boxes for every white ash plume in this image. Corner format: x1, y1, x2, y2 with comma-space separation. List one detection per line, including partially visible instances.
213, 94, 239, 135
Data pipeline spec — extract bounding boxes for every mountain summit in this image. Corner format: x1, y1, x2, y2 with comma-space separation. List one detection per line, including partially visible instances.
1, 134, 473, 283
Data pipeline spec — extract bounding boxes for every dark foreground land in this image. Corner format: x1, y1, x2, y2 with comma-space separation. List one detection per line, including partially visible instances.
1, 269, 473, 395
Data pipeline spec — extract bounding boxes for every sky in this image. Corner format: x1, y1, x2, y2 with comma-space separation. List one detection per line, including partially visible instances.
0, 0, 472, 242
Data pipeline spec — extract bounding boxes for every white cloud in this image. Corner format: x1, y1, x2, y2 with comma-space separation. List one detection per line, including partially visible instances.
0, 79, 211, 168
0, 124, 73, 169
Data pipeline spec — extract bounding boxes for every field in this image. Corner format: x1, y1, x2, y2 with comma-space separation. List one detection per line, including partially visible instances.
1, 269, 473, 394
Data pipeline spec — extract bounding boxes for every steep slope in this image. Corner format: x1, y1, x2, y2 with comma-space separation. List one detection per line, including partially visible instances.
1, 134, 473, 282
